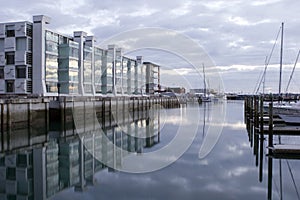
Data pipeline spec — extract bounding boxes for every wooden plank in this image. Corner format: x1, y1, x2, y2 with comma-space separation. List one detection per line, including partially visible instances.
269, 144, 300, 158
263, 126, 300, 135
278, 114, 300, 125
262, 117, 285, 124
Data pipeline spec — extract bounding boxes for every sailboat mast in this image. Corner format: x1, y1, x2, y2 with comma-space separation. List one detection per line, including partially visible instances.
279, 22, 284, 96
263, 55, 268, 94
202, 63, 206, 97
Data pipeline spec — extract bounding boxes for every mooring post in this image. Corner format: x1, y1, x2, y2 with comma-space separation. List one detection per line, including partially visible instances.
250, 96, 254, 147
246, 97, 250, 130
244, 97, 247, 124
267, 94, 274, 200
254, 96, 259, 166
268, 99, 273, 155
259, 95, 264, 182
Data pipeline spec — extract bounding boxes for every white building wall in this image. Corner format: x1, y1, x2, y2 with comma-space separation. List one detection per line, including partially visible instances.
32, 15, 51, 96
85, 36, 96, 95
73, 31, 87, 96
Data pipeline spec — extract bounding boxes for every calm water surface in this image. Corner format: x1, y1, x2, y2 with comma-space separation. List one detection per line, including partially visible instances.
1, 101, 300, 200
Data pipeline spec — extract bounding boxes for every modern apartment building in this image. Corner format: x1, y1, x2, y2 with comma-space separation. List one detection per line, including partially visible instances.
0, 15, 160, 96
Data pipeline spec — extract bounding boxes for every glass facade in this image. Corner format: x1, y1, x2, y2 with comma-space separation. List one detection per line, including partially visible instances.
102, 51, 113, 94
94, 47, 102, 94
58, 41, 79, 94
130, 60, 136, 95
83, 46, 92, 94
45, 30, 59, 93
122, 58, 128, 95
115, 60, 122, 94
45, 54, 58, 80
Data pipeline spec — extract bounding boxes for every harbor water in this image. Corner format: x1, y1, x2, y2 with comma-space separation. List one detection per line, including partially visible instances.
1, 101, 300, 200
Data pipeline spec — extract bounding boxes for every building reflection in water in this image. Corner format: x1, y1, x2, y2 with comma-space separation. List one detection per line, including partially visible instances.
0, 104, 160, 199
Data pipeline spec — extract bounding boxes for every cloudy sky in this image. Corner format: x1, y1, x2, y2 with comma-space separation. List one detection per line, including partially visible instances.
2, 0, 300, 93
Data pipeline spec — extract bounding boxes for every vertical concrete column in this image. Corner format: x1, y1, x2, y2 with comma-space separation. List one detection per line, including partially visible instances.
116, 48, 122, 95
85, 36, 96, 95
74, 31, 87, 96
32, 15, 51, 96
136, 56, 142, 95
108, 45, 116, 95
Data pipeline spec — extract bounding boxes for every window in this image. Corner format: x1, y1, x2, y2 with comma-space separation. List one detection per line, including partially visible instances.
5, 52, 15, 65
16, 37, 27, 51
46, 81, 58, 93
27, 38, 32, 51
69, 70, 78, 82
16, 66, 26, 78
83, 61, 92, 83
0, 39, 4, 52
0, 67, 4, 79
69, 59, 78, 69
17, 154, 28, 167
6, 81, 14, 92
69, 83, 78, 94
26, 23, 32, 37
69, 47, 79, 58
6, 25, 15, 37
46, 40, 58, 53
6, 167, 16, 180
83, 48, 92, 61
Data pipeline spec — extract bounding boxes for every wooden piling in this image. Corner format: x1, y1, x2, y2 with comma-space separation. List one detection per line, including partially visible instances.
268, 101, 273, 155
267, 97, 274, 200
254, 96, 259, 159
259, 95, 264, 182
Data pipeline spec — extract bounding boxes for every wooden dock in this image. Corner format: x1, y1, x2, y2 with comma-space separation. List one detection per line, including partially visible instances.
245, 95, 300, 199
244, 95, 300, 156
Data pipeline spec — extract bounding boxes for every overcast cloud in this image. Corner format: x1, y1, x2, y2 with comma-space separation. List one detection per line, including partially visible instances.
2, 0, 300, 92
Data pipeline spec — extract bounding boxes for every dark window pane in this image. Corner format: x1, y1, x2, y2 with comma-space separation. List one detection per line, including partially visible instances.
17, 154, 27, 167
6, 167, 16, 180
6, 81, 14, 92
0, 68, 4, 79
6, 30, 15, 37
16, 66, 26, 78
6, 25, 15, 37
5, 52, 15, 65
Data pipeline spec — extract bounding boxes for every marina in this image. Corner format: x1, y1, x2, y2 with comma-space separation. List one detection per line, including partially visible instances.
1, 3, 300, 199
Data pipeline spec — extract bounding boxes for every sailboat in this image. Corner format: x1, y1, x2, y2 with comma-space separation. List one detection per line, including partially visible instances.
199, 63, 211, 103
261, 22, 300, 116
